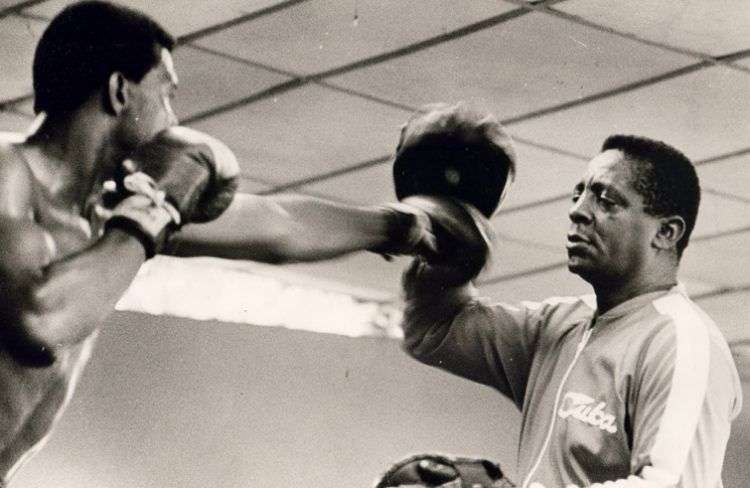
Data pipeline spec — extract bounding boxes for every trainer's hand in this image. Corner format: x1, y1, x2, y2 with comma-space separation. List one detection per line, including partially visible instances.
106, 127, 240, 257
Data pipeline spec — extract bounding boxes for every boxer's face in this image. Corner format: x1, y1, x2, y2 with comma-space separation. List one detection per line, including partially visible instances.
566, 150, 659, 285
113, 47, 179, 160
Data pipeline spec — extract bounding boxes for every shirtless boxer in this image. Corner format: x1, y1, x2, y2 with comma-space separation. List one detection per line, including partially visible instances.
0, 1, 443, 483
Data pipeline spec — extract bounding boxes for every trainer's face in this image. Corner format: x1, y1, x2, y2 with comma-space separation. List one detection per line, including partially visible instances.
119, 47, 179, 149
566, 150, 659, 285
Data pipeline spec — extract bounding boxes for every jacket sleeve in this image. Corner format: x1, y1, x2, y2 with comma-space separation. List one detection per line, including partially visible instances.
400, 283, 558, 408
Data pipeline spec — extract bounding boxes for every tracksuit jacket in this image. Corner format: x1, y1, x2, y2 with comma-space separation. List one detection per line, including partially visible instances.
402, 285, 742, 488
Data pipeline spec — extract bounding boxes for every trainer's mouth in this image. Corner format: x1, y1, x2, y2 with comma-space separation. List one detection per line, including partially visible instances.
566, 234, 592, 254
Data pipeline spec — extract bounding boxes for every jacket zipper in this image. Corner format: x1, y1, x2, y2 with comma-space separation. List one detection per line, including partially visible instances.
521, 326, 593, 488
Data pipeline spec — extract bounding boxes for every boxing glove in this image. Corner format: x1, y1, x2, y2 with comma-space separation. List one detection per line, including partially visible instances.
393, 195, 496, 287
106, 127, 240, 257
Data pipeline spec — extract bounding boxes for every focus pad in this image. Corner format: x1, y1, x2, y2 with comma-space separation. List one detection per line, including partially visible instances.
402, 195, 495, 280
393, 102, 516, 218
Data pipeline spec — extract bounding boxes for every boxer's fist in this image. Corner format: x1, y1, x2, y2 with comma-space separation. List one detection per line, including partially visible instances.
119, 126, 240, 223
106, 127, 240, 257
397, 196, 496, 287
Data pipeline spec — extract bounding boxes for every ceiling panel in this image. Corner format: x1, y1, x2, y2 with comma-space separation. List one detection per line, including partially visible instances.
190, 84, 408, 185
500, 143, 586, 209
327, 12, 694, 121
509, 66, 750, 161
193, 0, 517, 75
682, 231, 750, 288
693, 193, 750, 238
698, 152, 750, 202
697, 291, 750, 344
493, 198, 570, 249
301, 160, 395, 205
481, 238, 565, 281
172, 46, 291, 121
27, 0, 280, 37
0, 111, 33, 133
556, 0, 750, 56
0, 16, 45, 102
0, 0, 28, 9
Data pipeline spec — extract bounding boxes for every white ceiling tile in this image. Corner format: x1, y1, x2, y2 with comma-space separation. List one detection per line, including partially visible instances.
556, 0, 750, 56
510, 66, 750, 161
481, 237, 566, 281
0, 1, 27, 9
237, 177, 269, 194
682, 231, 750, 288
696, 290, 750, 344
328, 12, 694, 120
501, 143, 586, 209
0, 111, 33, 133
698, 153, 750, 202
493, 199, 571, 249
301, 160, 396, 205
0, 16, 45, 102
738, 59, 750, 69
678, 278, 722, 297
194, 0, 517, 75
190, 84, 408, 185
172, 46, 290, 121
28, 0, 280, 37
693, 193, 750, 238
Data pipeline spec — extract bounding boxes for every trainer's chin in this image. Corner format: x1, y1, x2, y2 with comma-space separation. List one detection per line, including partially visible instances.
567, 252, 591, 277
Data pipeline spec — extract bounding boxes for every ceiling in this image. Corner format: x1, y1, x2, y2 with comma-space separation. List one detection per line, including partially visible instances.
1, 0, 748, 359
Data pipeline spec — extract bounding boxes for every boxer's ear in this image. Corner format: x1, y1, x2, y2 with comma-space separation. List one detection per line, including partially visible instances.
105, 72, 128, 116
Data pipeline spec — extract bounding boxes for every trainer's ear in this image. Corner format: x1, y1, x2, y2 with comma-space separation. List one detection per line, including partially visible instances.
653, 215, 686, 252
105, 72, 128, 116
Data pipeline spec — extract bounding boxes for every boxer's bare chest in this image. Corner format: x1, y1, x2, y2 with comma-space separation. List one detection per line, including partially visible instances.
0, 183, 100, 478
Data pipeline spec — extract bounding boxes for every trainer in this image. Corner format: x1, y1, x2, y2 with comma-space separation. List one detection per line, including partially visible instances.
399, 134, 742, 488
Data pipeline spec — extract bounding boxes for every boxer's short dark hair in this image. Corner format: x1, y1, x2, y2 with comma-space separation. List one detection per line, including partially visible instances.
33, 0, 175, 114
602, 134, 700, 257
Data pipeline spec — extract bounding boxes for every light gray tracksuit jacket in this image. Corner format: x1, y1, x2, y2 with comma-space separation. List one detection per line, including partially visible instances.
402, 285, 742, 488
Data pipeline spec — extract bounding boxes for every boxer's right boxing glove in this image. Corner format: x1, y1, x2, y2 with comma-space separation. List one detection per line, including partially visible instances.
105, 127, 240, 258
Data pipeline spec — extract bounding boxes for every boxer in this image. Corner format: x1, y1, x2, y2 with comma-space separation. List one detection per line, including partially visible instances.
0, 2, 503, 483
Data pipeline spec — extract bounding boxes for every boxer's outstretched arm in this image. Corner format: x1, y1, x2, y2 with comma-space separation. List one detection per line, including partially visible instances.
170, 193, 400, 263
0, 159, 146, 361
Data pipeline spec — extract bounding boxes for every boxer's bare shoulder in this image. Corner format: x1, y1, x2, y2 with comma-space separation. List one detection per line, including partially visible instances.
0, 142, 98, 481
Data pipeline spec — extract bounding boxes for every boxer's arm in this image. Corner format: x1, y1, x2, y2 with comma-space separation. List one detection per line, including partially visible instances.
0, 158, 146, 362
169, 193, 401, 263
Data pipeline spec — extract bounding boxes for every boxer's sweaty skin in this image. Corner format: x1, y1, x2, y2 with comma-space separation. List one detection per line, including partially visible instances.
0, 145, 100, 481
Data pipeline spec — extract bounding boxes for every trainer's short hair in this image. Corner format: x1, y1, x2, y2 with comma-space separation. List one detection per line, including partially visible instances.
33, 0, 175, 114
602, 134, 700, 257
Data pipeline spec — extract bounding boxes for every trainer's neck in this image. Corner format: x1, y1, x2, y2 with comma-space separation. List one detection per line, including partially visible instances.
26, 107, 113, 210
593, 263, 678, 315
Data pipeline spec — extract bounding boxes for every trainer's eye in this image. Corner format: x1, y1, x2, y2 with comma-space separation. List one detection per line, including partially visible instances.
596, 193, 616, 210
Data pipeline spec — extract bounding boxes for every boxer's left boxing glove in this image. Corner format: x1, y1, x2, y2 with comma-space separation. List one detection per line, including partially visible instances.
106, 127, 240, 257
